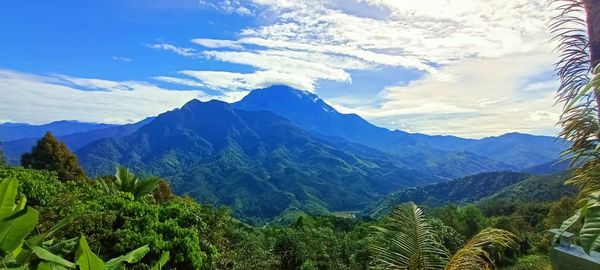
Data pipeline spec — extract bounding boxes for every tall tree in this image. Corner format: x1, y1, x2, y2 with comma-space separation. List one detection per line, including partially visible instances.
21, 132, 86, 181
0, 142, 6, 167
551, 0, 600, 253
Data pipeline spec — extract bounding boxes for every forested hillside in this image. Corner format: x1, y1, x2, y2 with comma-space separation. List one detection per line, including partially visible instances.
76, 99, 435, 221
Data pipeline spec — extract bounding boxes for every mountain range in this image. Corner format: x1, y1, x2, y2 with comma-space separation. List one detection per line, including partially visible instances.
0, 85, 569, 220
364, 170, 575, 217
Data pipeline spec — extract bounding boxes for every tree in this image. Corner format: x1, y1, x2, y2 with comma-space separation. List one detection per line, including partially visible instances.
21, 132, 86, 181
152, 179, 176, 204
0, 141, 6, 167
370, 202, 517, 270
99, 165, 161, 200
551, 0, 600, 253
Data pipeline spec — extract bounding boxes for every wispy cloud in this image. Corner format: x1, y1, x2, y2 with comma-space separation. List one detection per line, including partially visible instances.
198, 0, 255, 16
0, 69, 227, 124
112, 56, 132, 62
145, 43, 200, 57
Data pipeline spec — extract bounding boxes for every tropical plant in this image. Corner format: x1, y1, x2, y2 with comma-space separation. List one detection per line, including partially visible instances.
0, 177, 160, 270
370, 202, 449, 270
370, 202, 518, 270
99, 166, 161, 200
550, 0, 600, 253
21, 132, 86, 182
445, 228, 518, 270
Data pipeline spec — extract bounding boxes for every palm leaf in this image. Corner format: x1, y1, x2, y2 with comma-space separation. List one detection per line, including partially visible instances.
133, 177, 161, 200
445, 228, 518, 270
370, 202, 449, 270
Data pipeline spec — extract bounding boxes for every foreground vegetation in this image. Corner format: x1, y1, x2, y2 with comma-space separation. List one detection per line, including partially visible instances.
0, 160, 577, 269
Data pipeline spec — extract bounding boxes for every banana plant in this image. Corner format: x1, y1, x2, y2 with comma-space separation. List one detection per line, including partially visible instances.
557, 192, 600, 253
0, 177, 167, 270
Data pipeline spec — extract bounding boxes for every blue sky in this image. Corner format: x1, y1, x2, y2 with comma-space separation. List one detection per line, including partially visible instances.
0, 0, 561, 138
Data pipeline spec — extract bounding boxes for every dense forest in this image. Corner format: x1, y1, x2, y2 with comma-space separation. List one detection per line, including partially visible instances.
0, 134, 578, 269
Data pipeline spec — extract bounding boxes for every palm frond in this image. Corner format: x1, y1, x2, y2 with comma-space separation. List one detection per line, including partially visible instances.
370, 202, 449, 270
134, 176, 162, 199
566, 158, 600, 202
445, 228, 518, 270
549, 0, 591, 108
115, 165, 138, 193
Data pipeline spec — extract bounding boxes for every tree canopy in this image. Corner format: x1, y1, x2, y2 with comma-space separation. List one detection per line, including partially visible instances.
21, 131, 86, 181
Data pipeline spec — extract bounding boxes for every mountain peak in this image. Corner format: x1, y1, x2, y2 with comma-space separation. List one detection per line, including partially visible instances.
244, 85, 318, 101
182, 99, 232, 111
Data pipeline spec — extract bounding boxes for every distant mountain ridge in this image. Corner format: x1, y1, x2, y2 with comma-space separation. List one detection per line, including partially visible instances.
234, 85, 564, 178
77, 99, 437, 219
364, 171, 575, 217
1, 118, 154, 164
0, 120, 115, 141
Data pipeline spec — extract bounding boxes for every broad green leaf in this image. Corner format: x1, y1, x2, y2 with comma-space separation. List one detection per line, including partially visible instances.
75, 236, 104, 270
580, 203, 600, 253
105, 245, 149, 270
150, 252, 169, 270
37, 261, 69, 270
555, 209, 581, 243
45, 238, 77, 256
29, 212, 79, 246
15, 196, 27, 212
29, 244, 76, 268
0, 207, 39, 254
0, 178, 18, 220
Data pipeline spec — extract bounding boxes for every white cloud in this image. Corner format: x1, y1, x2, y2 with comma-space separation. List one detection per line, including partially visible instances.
180, 70, 318, 91
112, 56, 132, 62
330, 53, 561, 138
0, 70, 212, 124
191, 38, 244, 50
153, 76, 206, 87
198, 0, 255, 16
145, 43, 200, 57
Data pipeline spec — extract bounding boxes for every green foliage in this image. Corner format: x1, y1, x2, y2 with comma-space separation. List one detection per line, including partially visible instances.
370, 202, 518, 270
367, 172, 533, 216
432, 204, 486, 239
75, 235, 105, 270
21, 132, 86, 182
370, 203, 449, 270
0, 142, 6, 167
428, 218, 465, 254
99, 166, 161, 200
500, 254, 551, 270
0, 177, 155, 270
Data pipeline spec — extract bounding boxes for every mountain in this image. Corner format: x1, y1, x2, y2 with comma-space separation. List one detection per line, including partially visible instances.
0, 120, 115, 141
234, 85, 514, 178
365, 170, 575, 217
479, 171, 576, 204
521, 159, 571, 175
77, 99, 437, 220
1, 118, 154, 164
364, 172, 532, 216
461, 133, 568, 168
